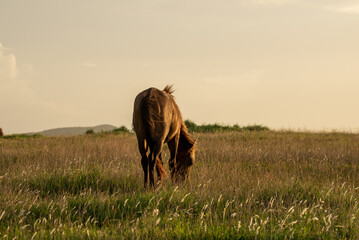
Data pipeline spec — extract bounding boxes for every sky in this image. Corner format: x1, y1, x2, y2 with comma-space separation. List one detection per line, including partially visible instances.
1, 0, 359, 134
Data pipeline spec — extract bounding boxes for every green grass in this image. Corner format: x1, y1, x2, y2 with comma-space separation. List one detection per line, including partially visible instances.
0, 131, 359, 238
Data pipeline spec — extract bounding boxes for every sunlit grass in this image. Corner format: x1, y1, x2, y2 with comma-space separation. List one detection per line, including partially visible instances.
0, 131, 359, 238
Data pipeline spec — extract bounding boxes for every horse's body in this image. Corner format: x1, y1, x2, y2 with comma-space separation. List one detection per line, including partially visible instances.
133, 86, 196, 188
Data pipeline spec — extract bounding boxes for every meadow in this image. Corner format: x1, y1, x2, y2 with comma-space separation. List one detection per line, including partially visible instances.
0, 129, 359, 239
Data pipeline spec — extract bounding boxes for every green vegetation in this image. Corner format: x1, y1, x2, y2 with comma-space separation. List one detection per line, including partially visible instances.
111, 126, 131, 134
0, 131, 359, 238
0, 133, 43, 139
85, 126, 130, 136
185, 119, 269, 133
85, 129, 95, 135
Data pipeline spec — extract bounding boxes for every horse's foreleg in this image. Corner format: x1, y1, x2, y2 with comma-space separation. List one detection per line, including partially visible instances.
168, 134, 180, 182
150, 141, 166, 187
156, 153, 164, 184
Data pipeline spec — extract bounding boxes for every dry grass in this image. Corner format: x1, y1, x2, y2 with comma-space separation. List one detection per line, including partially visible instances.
0, 131, 359, 239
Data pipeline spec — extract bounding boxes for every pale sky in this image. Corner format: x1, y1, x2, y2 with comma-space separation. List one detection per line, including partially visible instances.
1, 0, 359, 134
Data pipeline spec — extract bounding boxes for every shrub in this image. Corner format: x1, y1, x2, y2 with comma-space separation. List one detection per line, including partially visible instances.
112, 126, 131, 134
86, 129, 95, 135
184, 120, 269, 133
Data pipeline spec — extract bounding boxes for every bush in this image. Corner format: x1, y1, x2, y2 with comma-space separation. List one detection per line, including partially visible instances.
112, 126, 131, 134
184, 120, 269, 133
86, 129, 95, 135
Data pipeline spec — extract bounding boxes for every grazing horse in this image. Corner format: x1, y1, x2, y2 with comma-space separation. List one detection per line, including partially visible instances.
0, 128, 3, 137
133, 85, 196, 188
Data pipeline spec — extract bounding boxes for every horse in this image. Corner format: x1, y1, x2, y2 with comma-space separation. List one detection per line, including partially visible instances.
0, 128, 3, 137
132, 85, 196, 188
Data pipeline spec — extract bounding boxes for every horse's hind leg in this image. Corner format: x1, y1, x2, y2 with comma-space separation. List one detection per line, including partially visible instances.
138, 138, 148, 189
141, 154, 148, 189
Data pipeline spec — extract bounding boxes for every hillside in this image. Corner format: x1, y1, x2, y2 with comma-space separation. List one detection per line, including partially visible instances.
36, 124, 117, 136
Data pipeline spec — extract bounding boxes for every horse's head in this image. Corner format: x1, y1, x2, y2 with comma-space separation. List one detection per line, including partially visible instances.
175, 130, 196, 182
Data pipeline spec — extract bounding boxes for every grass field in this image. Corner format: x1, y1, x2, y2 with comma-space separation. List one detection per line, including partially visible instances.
1, 130, 359, 239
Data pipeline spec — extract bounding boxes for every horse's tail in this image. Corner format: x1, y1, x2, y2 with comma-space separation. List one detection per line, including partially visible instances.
139, 95, 155, 143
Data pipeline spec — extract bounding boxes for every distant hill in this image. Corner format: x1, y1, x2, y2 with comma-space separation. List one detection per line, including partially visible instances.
36, 124, 117, 137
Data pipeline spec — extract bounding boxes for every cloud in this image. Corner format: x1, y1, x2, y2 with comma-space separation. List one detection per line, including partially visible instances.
0, 43, 17, 79
0, 42, 36, 104
0, 43, 61, 133
0, 42, 91, 134
247, 0, 359, 12
330, 4, 359, 14
245, 0, 292, 6
82, 62, 100, 68
192, 68, 269, 104
305, 1, 359, 14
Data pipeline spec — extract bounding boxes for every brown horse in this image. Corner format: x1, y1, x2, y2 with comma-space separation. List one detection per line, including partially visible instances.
133, 85, 196, 188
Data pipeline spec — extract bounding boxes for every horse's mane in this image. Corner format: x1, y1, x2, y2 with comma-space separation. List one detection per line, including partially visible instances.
179, 123, 196, 153
163, 85, 175, 97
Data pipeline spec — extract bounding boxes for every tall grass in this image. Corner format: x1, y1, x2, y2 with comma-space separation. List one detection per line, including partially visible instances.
0, 131, 359, 238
